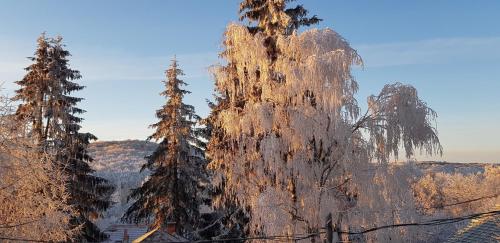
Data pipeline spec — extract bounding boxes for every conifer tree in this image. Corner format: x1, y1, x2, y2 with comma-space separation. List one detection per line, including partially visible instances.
13, 34, 114, 242
123, 58, 205, 234
13, 33, 51, 145
239, 0, 321, 36
239, 0, 321, 62
49, 36, 115, 242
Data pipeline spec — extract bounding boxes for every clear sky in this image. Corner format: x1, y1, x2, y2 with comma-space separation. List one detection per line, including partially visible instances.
1, 1, 499, 163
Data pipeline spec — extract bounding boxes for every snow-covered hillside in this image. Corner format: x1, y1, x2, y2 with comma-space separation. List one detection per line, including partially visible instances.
416, 161, 489, 175
88, 140, 498, 238
88, 140, 157, 228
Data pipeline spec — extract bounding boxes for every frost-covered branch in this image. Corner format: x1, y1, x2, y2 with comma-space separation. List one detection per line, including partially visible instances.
355, 82, 442, 162
1, 90, 79, 241
413, 166, 500, 216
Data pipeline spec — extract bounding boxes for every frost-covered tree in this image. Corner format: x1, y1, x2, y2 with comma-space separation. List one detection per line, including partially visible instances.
12, 34, 114, 242
123, 58, 206, 234
194, 100, 249, 241
207, 0, 441, 241
413, 165, 500, 217
205, 2, 323, 238
0, 89, 78, 242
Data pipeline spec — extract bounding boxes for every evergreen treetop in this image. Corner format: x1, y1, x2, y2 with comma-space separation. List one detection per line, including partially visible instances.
239, 0, 321, 36
13, 33, 50, 144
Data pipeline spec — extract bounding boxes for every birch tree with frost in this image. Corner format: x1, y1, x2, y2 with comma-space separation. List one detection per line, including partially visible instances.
0, 89, 78, 242
207, 0, 441, 241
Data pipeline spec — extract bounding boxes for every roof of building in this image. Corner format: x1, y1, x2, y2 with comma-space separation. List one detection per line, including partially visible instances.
446, 209, 500, 243
103, 224, 149, 243
132, 226, 188, 243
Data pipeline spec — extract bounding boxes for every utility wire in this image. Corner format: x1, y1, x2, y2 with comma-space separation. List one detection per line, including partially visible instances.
1, 206, 497, 242
193, 231, 322, 242
336, 210, 500, 235
338, 193, 499, 215
421, 193, 500, 210
194, 210, 499, 242
0, 219, 42, 229
0, 236, 48, 242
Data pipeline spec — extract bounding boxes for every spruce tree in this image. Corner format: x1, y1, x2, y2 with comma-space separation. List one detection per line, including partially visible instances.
49, 36, 115, 242
13, 33, 50, 145
239, 0, 321, 62
123, 58, 205, 234
239, 0, 321, 36
13, 34, 115, 242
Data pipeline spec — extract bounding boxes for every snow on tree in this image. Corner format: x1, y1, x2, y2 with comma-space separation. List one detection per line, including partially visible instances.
0, 88, 79, 242
193, 100, 249, 241
239, 0, 321, 63
207, 0, 441, 241
47, 36, 115, 242
343, 162, 433, 242
12, 34, 115, 242
122, 58, 206, 235
413, 165, 500, 216
13, 33, 51, 145
239, 0, 321, 36
346, 162, 499, 242
354, 83, 441, 162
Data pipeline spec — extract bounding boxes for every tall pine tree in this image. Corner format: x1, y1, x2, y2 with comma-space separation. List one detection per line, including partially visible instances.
13, 34, 115, 242
123, 58, 205, 234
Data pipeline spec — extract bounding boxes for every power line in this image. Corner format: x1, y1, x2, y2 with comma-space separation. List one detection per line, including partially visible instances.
1, 209, 497, 242
193, 231, 323, 242
0, 236, 48, 242
193, 210, 499, 242
336, 210, 500, 235
0, 219, 42, 229
338, 193, 499, 215
421, 193, 500, 210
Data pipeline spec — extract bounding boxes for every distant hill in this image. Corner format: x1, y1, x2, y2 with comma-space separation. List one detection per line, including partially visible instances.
88, 140, 157, 229
415, 161, 491, 175
89, 140, 157, 173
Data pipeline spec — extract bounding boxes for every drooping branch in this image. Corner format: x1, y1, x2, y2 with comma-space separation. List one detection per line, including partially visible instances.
354, 82, 442, 162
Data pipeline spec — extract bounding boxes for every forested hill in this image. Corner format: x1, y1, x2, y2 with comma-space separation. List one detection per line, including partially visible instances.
89, 140, 157, 173
88, 140, 157, 228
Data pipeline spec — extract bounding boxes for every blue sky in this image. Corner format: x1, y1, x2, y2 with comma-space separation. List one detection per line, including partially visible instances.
1, 1, 499, 163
